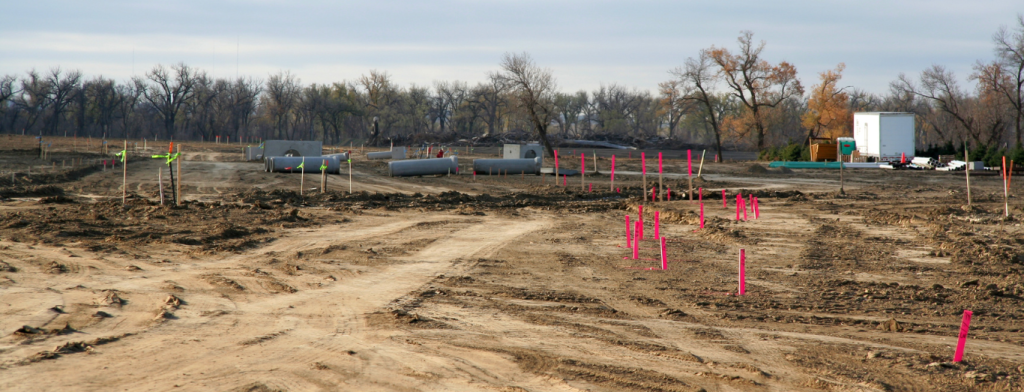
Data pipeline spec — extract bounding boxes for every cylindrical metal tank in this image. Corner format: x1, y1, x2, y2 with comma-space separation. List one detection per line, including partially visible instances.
266, 156, 342, 174
388, 156, 458, 177
473, 157, 542, 175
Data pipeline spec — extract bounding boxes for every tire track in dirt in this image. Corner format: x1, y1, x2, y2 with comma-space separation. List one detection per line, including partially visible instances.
0, 213, 553, 391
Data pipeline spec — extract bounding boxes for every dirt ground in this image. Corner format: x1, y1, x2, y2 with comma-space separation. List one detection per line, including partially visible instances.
1, 134, 1022, 391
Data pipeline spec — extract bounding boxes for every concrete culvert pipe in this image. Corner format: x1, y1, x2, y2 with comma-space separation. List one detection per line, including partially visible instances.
323, 152, 350, 161
266, 156, 342, 174
388, 156, 458, 177
473, 157, 542, 175
367, 150, 393, 160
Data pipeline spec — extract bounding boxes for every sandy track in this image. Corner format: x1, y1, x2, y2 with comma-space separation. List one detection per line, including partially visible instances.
0, 212, 553, 391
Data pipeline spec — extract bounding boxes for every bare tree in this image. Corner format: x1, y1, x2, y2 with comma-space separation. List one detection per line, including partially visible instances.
358, 70, 398, 144
553, 91, 587, 138
44, 67, 82, 136
264, 71, 301, 139
672, 49, 726, 159
498, 52, 558, 157
14, 70, 51, 135
471, 72, 508, 138
894, 65, 1008, 146
116, 80, 142, 139
993, 14, 1024, 147
0, 75, 16, 133
658, 80, 689, 140
139, 63, 201, 139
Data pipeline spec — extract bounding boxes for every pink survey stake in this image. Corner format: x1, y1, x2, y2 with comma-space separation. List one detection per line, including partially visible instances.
699, 203, 705, 229
687, 149, 692, 177
638, 205, 643, 221
738, 249, 746, 295
611, 155, 616, 182
654, 211, 660, 239
554, 149, 559, 173
632, 221, 641, 260
659, 152, 663, 173
660, 237, 668, 270
735, 195, 741, 220
581, 153, 585, 175
723, 190, 727, 208
954, 310, 973, 362
625, 215, 632, 247
642, 153, 646, 175
754, 197, 760, 219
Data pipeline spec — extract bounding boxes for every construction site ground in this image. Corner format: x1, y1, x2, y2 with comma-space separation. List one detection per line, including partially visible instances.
0, 134, 1022, 391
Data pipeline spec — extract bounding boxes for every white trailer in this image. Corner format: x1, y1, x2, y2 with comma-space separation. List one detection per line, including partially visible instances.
853, 112, 915, 161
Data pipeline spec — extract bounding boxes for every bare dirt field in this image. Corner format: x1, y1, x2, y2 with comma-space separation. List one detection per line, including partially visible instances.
1, 134, 1023, 391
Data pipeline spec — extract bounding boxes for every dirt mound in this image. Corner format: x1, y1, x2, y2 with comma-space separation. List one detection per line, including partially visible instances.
747, 164, 768, 174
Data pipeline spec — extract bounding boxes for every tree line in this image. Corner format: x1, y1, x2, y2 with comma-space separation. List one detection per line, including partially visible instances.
0, 17, 1022, 160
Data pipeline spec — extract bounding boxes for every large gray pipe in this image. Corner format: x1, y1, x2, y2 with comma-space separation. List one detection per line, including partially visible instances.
388, 156, 458, 177
266, 156, 342, 174
323, 152, 350, 161
367, 147, 406, 160
473, 157, 542, 175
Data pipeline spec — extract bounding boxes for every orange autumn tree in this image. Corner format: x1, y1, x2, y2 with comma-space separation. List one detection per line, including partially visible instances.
801, 63, 851, 143
709, 31, 803, 150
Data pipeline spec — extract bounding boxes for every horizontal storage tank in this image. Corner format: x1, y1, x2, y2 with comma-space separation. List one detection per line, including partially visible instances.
473, 157, 542, 175
266, 156, 342, 174
388, 156, 458, 177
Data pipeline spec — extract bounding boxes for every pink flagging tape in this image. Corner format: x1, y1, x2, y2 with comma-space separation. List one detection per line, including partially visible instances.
625, 215, 632, 247
687, 149, 692, 177
723, 189, 727, 208
638, 205, 644, 221
954, 310, 973, 362
581, 153, 585, 175
633, 221, 641, 260
554, 149, 559, 172
667, 188, 672, 201
742, 198, 748, 221
589, 183, 592, 192
699, 187, 702, 201
659, 152, 663, 173
563, 175, 567, 186
660, 237, 668, 270
654, 211, 660, 239
642, 152, 646, 175
700, 203, 705, 229
651, 188, 656, 202
738, 249, 746, 295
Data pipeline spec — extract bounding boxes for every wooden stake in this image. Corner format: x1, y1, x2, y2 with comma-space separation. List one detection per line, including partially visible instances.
158, 168, 164, 206
348, 158, 353, 194
122, 140, 127, 205
300, 156, 305, 200
965, 142, 971, 206
698, 149, 706, 177
176, 144, 182, 206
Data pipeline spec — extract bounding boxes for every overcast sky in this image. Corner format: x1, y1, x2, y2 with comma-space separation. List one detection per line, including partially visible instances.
1, 0, 1020, 95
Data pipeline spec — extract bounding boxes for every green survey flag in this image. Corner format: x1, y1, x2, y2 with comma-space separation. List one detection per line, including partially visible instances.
151, 152, 181, 165
115, 150, 126, 162
319, 161, 327, 171
297, 162, 304, 169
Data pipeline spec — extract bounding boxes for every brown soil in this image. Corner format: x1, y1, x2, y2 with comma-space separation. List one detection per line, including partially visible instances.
0, 135, 1022, 391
